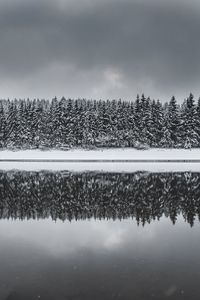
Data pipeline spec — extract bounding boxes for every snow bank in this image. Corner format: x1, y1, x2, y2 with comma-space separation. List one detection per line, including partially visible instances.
0, 162, 200, 172
1, 148, 200, 172
1, 148, 200, 161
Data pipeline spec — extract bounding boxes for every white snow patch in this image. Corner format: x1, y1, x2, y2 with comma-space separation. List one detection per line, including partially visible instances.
0, 148, 200, 161
0, 162, 200, 172
1, 148, 200, 172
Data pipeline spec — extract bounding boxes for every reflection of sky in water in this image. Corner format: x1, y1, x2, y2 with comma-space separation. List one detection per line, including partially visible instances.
0, 217, 200, 299
0, 216, 198, 256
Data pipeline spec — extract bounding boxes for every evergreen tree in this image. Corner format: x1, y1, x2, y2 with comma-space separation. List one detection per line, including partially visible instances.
0, 94, 200, 149
196, 97, 200, 146
180, 93, 199, 148
6, 100, 19, 147
0, 101, 6, 148
166, 96, 180, 147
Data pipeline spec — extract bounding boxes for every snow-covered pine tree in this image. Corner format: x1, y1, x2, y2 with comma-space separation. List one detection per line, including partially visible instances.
142, 96, 153, 146
150, 99, 164, 147
73, 99, 84, 146
6, 100, 19, 148
196, 97, 200, 146
96, 100, 113, 147
180, 93, 199, 148
166, 96, 180, 147
0, 101, 6, 148
17, 99, 26, 148
160, 102, 170, 147
134, 94, 142, 143
50, 97, 62, 148
1, 94, 200, 149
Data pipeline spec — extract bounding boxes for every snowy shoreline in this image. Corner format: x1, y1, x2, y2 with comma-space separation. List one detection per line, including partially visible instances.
1, 148, 200, 172
1, 162, 200, 172
0, 148, 200, 161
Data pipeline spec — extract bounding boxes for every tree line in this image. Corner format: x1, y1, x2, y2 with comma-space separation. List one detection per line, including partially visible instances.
0, 93, 200, 149
0, 170, 200, 226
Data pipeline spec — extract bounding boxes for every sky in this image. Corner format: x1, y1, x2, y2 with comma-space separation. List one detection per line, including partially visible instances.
0, 0, 200, 102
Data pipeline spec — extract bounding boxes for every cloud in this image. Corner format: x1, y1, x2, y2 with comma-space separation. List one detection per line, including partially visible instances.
0, 0, 200, 101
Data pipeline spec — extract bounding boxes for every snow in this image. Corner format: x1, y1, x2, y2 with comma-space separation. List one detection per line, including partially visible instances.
1, 148, 200, 161
0, 162, 200, 172
1, 148, 200, 172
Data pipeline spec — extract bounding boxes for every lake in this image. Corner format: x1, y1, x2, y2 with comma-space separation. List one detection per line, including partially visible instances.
0, 169, 200, 300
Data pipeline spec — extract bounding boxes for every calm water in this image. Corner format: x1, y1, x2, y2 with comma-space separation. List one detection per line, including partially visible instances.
0, 170, 200, 300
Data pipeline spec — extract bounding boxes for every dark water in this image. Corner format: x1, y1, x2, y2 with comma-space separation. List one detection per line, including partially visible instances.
0, 170, 200, 300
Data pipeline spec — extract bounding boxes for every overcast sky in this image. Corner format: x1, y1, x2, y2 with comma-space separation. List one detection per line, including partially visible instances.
0, 0, 200, 102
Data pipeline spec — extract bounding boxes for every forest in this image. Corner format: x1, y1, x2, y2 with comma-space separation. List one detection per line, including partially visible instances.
0, 170, 200, 226
0, 93, 200, 149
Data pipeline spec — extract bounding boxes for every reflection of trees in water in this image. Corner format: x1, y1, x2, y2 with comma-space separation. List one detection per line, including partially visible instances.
0, 171, 200, 226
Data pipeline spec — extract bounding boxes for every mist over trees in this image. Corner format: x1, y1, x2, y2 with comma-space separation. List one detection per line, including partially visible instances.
0, 93, 200, 149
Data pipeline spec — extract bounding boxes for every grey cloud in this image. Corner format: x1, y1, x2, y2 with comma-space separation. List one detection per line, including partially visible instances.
0, 0, 200, 101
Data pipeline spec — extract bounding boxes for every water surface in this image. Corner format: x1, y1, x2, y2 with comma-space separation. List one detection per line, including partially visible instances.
0, 170, 200, 300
